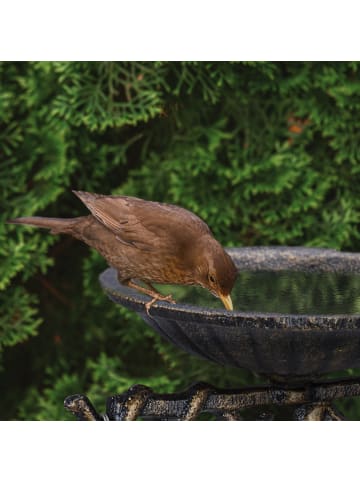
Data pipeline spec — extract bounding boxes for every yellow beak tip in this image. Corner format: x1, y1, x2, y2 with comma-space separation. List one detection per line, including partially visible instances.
220, 294, 233, 311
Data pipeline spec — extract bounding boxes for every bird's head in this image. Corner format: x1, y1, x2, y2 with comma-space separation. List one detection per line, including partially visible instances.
194, 237, 238, 310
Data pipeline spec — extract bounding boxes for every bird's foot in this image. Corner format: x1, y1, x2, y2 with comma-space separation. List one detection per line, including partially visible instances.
121, 279, 176, 315
145, 293, 176, 315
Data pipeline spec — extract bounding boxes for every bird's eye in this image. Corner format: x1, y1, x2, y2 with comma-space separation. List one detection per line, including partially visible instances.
209, 274, 216, 284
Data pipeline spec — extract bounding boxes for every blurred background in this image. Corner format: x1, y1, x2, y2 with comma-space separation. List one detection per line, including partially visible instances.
1, 61, 360, 420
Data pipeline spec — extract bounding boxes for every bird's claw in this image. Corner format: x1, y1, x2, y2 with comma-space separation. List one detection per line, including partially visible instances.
163, 294, 176, 304
145, 294, 176, 315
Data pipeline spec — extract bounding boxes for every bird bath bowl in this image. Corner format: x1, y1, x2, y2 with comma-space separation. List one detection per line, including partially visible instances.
65, 247, 360, 420
99, 247, 360, 381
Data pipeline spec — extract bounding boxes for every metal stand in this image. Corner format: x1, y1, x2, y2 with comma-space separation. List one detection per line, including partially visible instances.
64, 376, 360, 421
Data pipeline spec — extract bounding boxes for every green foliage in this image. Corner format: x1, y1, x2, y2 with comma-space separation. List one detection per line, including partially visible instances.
1, 61, 360, 420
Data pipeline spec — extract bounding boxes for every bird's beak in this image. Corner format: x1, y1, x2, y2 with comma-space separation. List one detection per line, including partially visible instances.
219, 293, 233, 311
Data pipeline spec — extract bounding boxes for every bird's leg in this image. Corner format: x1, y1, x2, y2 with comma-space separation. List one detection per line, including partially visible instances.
143, 282, 176, 312
122, 279, 175, 314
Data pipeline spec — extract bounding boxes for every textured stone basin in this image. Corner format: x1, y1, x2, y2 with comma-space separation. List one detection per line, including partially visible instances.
99, 247, 360, 380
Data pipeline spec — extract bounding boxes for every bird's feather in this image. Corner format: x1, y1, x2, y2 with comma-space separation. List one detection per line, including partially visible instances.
73, 191, 211, 253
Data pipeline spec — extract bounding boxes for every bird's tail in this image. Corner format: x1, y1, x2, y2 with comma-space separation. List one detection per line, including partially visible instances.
6, 216, 84, 235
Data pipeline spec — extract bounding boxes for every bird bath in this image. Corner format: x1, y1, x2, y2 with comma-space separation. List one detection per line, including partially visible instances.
65, 247, 360, 420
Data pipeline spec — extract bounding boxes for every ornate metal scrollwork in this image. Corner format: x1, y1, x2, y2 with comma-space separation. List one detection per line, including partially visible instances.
64, 376, 360, 421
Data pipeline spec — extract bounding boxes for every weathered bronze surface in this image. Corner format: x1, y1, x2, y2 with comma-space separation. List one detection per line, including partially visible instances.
100, 247, 360, 379
64, 377, 360, 421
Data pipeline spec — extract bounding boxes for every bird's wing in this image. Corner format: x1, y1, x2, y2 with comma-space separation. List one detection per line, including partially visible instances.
73, 191, 211, 252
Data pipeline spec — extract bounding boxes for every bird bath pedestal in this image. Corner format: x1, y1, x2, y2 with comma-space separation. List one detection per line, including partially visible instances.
64, 247, 360, 421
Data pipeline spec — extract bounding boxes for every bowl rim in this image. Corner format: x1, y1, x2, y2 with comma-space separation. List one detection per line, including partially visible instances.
99, 245, 360, 331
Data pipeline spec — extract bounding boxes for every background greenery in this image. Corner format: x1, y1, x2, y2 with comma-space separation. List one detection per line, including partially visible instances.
1, 61, 360, 420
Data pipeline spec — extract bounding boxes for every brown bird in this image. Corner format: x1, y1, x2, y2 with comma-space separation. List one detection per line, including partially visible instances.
7, 191, 237, 311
